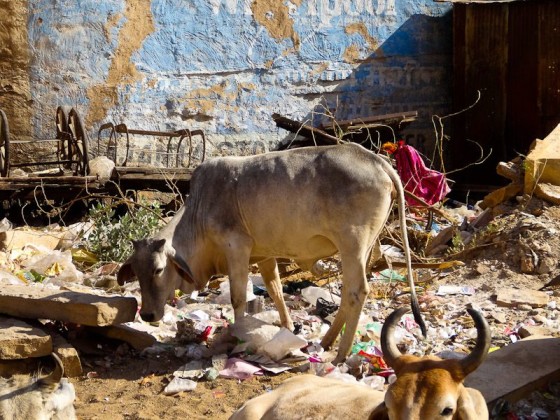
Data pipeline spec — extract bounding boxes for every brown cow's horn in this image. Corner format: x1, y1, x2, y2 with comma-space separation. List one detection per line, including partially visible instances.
380, 307, 409, 368
459, 308, 491, 377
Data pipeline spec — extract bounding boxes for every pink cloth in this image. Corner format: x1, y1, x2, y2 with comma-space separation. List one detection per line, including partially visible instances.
393, 144, 450, 206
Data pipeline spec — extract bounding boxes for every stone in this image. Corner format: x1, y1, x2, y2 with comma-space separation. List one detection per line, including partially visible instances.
0, 284, 138, 326
496, 159, 523, 182
518, 325, 555, 339
465, 337, 560, 411
537, 256, 557, 274
474, 263, 491, 276
489, 311, 507, 324
520, 252, 537, 273
88, 156, 115, 180
0, 316, 52, 359
479, 183, 522, 210
51, 333, 83, 377
525, 124, 560, 194
534, 182, 560, 205
426, 225, 456, 256
496, 288, 549, 308
86, 325, 157, 351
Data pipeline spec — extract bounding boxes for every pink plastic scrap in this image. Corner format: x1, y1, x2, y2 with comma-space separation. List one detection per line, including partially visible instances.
218, 357, 263, 380
386, 142, 450, 206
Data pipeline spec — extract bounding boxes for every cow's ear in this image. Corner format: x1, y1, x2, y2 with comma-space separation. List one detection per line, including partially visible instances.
169, 253, 194, 284
368, 402, 389, 420
150, 238, 167, 252
117, 260, 136, 285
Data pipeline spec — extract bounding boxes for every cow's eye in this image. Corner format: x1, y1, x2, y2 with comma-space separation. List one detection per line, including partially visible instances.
441, 407, 454, 417
154, 268, 164, 276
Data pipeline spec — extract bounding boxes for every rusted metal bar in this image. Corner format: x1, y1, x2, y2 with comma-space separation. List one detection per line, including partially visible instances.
98, 122, 206, 169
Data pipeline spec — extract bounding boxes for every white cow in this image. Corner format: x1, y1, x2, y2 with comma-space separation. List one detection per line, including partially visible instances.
0, 353, 77, 420
118, 143, 425, 363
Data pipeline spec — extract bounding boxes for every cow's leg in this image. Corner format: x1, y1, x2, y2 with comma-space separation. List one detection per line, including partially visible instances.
257, 257, 294, 330
225, 237, 254, 322
321, 250, 369, 364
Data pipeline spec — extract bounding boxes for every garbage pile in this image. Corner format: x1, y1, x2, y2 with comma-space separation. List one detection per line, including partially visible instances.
1, 191, 560, 419
3, 127, 560, 418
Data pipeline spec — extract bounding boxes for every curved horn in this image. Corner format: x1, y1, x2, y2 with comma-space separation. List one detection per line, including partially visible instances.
459, 308, 491, 377
41, 353, 64, 386
381, 307, 409, 368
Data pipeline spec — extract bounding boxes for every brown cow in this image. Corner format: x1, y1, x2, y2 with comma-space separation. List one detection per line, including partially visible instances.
230, 307, 490, 420
117, 143, 425, 363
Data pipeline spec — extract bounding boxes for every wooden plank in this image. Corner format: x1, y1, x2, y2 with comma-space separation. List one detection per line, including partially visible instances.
452, 3, 509, 186
538, 0, 560, 134
505, 1, 539, 158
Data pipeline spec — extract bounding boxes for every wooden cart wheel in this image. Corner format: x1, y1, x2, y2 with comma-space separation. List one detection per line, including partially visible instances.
0, 109, 10, 177
67, 108, 90, 175
56, 106, 72, 165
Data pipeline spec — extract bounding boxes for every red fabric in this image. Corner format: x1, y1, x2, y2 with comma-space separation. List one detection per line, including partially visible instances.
393, 144, 450, 206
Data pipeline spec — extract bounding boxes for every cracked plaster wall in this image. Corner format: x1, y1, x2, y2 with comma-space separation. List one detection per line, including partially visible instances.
0, 0, 452, 165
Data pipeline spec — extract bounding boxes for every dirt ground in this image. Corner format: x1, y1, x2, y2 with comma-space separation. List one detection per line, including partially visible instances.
68, 199, 560, 419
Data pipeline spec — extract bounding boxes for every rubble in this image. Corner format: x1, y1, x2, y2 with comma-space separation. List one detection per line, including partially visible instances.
0, 284, 137, 326
0, 317, 51, 359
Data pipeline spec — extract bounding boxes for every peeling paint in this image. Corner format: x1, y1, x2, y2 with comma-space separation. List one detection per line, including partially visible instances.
86, 0, 154, 127
251, 0, 302, 49
0, 0, 32, 142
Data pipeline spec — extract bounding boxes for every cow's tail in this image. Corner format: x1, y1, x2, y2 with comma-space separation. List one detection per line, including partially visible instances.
380, 157, 427, 337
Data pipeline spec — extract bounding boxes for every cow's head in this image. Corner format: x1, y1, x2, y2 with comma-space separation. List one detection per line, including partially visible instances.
370, 307, 491, 420
117, 238, 194, 322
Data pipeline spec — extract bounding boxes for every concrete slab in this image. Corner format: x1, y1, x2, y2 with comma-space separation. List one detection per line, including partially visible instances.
0, 316, 52, 359
0, 284, 138, 327
465, 336, 560, 411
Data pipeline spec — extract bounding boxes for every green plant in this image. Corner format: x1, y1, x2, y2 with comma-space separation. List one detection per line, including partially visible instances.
86, 200, 164, 263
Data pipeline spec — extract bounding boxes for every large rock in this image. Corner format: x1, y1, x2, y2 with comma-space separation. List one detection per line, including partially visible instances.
0, 317, 52, 359
525, 123, 560, 194
0, 285, 138, 327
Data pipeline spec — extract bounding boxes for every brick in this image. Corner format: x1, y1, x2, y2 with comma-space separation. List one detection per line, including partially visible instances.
0, 284, 138, 327
495, 287, 549, 308
0, 316, 52, 359
86, 324, 157, 351
465, 337, 560, 411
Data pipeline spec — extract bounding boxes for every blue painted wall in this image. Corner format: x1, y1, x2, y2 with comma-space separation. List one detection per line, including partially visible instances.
24, 0, 452, 164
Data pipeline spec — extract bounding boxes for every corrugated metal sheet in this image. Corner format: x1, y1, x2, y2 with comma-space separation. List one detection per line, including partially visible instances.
450, 0, 560, 189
